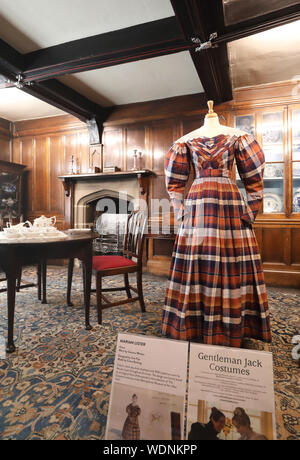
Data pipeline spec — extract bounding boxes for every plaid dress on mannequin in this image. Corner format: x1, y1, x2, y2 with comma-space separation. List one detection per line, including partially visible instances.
162, 133, 271, 347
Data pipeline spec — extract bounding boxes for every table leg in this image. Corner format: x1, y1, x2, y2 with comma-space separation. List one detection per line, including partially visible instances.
16, 266, 22, 292
82, 250, 93, 331
67, 258, 74, 306
41, 260, 47, 304
37, 263, 42, 300
6, 271, 18, 353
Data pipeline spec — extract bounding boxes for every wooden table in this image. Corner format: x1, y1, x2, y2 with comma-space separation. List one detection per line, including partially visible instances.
0, 234, 95, 353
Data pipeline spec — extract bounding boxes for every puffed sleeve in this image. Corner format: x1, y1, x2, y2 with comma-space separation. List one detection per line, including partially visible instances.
164, 141, 190, 221
234, 134, 265, 224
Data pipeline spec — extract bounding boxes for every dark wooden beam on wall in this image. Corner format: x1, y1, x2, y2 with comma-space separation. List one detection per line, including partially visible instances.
171, 0, 233, 105
22, 18, 189, 83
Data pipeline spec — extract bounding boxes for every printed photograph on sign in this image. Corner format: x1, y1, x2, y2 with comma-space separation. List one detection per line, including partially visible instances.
106, 383, 183, 440
187, 400, 274, 441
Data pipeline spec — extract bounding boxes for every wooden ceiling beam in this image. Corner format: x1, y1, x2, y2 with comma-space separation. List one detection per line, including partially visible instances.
2, 3, 300, 112
171, 0, 233, 104
0, 38, 24, 85
0, 39, 109, 125
22, 17, 189, 83
22, 80, 111, 123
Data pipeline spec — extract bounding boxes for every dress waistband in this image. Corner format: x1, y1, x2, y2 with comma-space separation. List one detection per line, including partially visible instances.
195, 169, 232, 179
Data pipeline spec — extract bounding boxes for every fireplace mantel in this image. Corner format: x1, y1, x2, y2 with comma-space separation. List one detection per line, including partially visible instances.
58, 169, 154, 198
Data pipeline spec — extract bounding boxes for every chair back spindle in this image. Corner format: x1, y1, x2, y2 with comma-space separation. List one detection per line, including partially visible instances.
123, 210, 147, 263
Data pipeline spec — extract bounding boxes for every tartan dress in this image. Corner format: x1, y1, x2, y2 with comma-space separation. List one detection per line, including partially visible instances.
122, 403, 141, 440
162, 133, 271, 347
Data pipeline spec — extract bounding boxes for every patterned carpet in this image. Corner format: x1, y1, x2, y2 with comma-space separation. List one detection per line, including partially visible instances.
0, 266, 299, 440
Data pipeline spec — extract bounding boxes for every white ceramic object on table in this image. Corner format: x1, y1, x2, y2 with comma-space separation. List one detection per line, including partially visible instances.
20, 228, 43, 238
33, 215, 56, 228
6, 220, 32, 229
2, 228, 22, 238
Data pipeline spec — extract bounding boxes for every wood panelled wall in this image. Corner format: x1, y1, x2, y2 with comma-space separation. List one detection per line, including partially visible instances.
10, 116, 89, 229
1, 82, 300, 287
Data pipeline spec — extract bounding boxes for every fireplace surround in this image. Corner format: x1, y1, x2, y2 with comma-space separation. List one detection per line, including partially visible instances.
58, 170, 153, 253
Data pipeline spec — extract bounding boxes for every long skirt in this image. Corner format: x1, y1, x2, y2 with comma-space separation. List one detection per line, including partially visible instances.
162, 176, 272, 347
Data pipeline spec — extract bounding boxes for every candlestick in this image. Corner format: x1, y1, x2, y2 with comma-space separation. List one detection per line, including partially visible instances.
132, 149, 138, 171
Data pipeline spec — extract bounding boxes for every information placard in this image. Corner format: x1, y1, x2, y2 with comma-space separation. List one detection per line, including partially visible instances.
105, 333, 189, 441
187, 343, 276, 440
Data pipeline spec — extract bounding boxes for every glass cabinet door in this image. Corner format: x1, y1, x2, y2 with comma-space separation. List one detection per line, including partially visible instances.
261, 111, 285, 214
292, 109, 300, 213
0, 172, 20, 219
235, 110, 286, 216
234, 114, 255, 203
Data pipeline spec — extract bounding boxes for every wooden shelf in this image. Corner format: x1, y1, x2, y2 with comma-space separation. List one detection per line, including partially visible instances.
58, 169, 153, 181
58, 170, 154, 197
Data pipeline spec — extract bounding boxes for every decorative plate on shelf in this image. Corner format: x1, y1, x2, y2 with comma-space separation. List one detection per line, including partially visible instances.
1, 183, 17, 193
263, 193, 282, 213
293, 188, 300, 212
293, 163, 300, 177
264, 164, 277, 178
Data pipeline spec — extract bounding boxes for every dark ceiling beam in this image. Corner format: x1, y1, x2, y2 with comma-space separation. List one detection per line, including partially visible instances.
171, 0, 233, 105
0, 38, 24, 79
22, 17, 189, 82
216, 2, 300, 44
0, 38, 109, 125
22, 80, 111, 123
0, 38, 25, 91
2, 3, 300, 111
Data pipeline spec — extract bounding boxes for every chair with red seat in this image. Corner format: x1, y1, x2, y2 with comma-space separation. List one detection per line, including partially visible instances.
93, 210, 147, 324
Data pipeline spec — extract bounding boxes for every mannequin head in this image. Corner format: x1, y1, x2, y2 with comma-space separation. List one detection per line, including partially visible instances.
203, 100, 221, 130
205, 100, 218, 119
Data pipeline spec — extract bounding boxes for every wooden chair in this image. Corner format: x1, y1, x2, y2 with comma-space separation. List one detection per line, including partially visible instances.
92, 210, 147, 324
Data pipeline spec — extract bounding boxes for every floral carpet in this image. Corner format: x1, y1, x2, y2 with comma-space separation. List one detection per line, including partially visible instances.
0, 266, 299, 440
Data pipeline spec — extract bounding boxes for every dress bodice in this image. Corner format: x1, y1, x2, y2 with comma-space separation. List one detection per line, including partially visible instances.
185, 133, 238, 177
165, 132, 265, 225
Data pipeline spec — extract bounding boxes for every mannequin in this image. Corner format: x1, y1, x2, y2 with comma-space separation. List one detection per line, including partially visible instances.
162, 100, 271, 348
177, 100, 245, 142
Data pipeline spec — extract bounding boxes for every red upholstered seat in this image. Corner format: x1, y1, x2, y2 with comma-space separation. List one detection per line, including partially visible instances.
92, 255, 137, 271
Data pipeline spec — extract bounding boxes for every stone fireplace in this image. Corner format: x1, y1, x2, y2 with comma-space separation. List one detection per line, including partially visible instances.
74, 178, 138, 229
59, 170, 152, 254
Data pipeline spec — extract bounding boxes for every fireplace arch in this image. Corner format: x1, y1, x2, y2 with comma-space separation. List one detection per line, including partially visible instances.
75, 188, 135, 229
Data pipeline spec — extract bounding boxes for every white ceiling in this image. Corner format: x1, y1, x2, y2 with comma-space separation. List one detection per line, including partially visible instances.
0, 0, 174, 53
0, 0, 199, 121
0, 51, 204, 121
59, 51, 204, 106
0, 0, 300, 121
0, 88, 66, 121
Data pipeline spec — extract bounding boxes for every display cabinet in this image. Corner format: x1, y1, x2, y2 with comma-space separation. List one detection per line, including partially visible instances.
234, 106, 290, 217
290, 106, 300, 214
0, 160, 26, 228
232, 103, 300, 287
